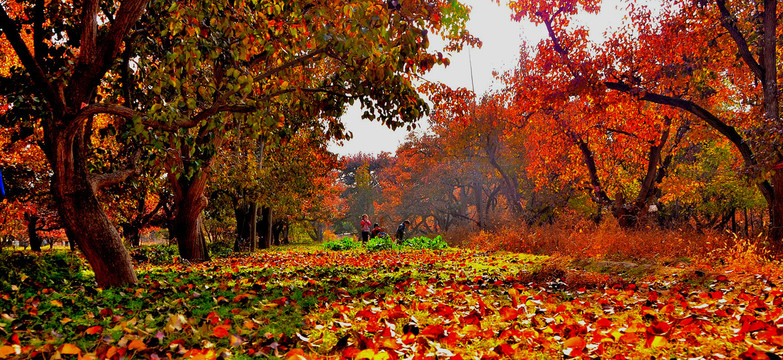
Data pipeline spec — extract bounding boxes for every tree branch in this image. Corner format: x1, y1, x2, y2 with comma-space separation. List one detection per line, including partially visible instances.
89, 151, 141, 192
90, 168, 136, 192
604, 80, 774, 203
252, 46, 330, 82
78, 0, 100, 66
714, 0, 763, 81
0, 6, 61, 110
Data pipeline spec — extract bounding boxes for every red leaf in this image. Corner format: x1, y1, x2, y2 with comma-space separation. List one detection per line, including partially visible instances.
85, 326, 103, 335
420, 325, 445, 340
433, 304, 455, 317
499, 306, 518, 321
212, 325, 231, 338
596, 317, 612, 328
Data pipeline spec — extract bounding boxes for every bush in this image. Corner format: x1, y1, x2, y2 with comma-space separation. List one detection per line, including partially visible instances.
209, 240, 234, 258
0, 250, 87, 289
366, 236, 397, 252
128, 245, 179, 265
401, 235, 448, 250
323, 237, 362, 251
324, 235, 450, 252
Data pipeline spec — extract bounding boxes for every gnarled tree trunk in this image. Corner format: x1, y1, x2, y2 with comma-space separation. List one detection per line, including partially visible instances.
170, 170, 211, 261
48, 127, 138, 286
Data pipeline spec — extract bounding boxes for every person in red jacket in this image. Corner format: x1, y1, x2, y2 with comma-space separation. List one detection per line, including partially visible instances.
360, 214, 372, 243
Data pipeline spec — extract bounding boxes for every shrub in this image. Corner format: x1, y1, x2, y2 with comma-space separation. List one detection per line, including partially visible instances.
323, 237, 362, 251
0, 250, 87, 289
401, 235, 448, 250
209, 240, 234, 258
366, 236, 397, 252
128, 245, 179, 265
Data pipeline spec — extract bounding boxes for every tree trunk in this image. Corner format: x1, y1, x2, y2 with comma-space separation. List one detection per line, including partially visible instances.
26, 213, 42, 252
48, 128, 138, 287
249, 203, 259, 251
121, 222, 142, 247
170, 171, 210, 261
53, 172, 138, 286
234, 204, 252, 252
259, 206, 272, 249
769, 170, 783, 249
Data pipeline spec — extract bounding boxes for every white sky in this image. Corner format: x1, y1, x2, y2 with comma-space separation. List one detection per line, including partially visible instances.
328, 0, 630, 156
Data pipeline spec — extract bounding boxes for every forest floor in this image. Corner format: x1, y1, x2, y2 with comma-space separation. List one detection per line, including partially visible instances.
1, 242, 783, 359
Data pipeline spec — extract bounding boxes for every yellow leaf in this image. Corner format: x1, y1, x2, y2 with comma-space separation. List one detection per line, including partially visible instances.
60, 343, 82, 355
50, 300, 63, 307
649, 336, 667, 348
373, 351, 391, 360
462, 324, 480, 337
60, 317, 72, 324
610, 330, 622, 342
356, 349, 375, 359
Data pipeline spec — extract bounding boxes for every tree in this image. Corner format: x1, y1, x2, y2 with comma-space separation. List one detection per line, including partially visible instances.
127, 0, 477, 260
508, 0, 780, 238
1, 0, 148, 286
1, 0, 476, 284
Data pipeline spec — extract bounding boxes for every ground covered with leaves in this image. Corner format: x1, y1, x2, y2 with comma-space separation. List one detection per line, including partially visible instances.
1, 247, 783, 359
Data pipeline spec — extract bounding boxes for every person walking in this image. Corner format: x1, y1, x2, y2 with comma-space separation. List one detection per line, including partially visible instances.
360, 214, 372, 243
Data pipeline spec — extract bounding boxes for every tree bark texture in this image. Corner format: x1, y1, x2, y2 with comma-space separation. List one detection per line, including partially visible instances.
170, 171, 211, 261
50, 127, 138, 286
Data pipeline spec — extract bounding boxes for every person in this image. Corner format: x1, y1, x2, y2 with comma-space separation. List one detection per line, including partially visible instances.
360, 214, 372, 243
371, 223, 382, 238
395, 220, 410, 243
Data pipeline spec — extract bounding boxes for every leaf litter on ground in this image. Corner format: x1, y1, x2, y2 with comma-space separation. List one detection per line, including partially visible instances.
1, 248, 782, 359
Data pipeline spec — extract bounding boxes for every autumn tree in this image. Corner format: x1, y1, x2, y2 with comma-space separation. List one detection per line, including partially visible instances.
509, 0, 782, 244
125, 0, 477, 261
337, 153, 391, 232
1, 0, 476, 284
0, 0, 150, 285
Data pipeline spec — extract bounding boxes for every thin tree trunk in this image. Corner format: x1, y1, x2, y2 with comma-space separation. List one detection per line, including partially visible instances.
745, 208, 749, 237
27, 213, 42, 252
770, 170, 783, 248
259, 207, 272, 249
249, 203, 258, 251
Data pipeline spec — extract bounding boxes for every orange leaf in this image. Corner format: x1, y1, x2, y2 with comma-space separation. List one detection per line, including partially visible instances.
285, 348, 309, 360
499, 306, 518, 321
212, 325, 231, 338
563, 336, 586, 350
60, 343, 82, 355
0, 346, 17, 357
128, 339, 147, 351
85, 325, 103, 335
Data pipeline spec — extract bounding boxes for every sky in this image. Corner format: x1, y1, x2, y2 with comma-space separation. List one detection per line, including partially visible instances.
327, 0, 629, 157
